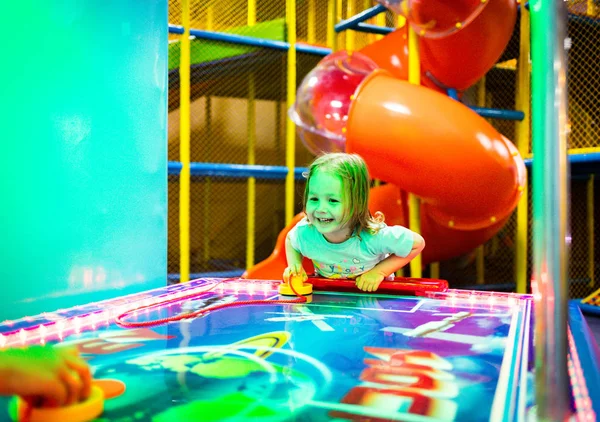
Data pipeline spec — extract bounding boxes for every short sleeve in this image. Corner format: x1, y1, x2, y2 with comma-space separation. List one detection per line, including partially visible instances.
370, 225, 415, 258
287, 217, 309, 255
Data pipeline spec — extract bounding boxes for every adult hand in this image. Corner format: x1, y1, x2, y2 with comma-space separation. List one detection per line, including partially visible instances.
0, 345, 91, 407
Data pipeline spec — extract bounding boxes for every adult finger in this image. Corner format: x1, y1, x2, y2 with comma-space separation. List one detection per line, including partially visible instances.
59, 345, 90, 398
59, 367, 83, 405
66, 355, 92, 399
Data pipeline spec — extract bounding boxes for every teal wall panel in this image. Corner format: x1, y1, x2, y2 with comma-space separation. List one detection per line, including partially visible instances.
0, 1, 168, 320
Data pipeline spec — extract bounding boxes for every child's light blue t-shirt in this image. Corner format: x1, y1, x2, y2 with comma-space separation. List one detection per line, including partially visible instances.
288, 217, 415, 279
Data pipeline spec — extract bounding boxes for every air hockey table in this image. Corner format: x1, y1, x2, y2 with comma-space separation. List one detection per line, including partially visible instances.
1, 277, 599, 421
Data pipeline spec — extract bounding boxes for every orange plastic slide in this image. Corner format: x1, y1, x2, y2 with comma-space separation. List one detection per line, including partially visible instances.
348, 71, 526, 264
245, 72, 525, 279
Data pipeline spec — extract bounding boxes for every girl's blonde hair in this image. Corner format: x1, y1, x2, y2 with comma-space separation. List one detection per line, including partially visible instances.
303, 153, 384, 236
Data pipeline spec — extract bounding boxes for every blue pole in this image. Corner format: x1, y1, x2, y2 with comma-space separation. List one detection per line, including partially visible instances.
168, 26, 331, 56
334, 4, 387, 32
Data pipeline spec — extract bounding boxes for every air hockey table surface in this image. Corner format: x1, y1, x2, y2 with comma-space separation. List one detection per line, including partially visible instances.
0, 278, 598, 422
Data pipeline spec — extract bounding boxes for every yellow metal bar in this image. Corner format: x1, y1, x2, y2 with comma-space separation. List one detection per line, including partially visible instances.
203, 185, 210, 264
589, 0, 598, 17
375, 7, 385, 41
407, 215, 422, 276
491, 236, 499, 256
248, 0, 256, 25
247, 74, 256, 269
285, 0, 297, 225
336, 0, 343, 50
430, 262, 440, 279
397, 14, 406, 28
308, 0, 316, 44
582, 286, 600, 304
203, 8, 213, 265
346, 0, 355, 51
275, 100, 283, 240
365, 0, 375, 44
206, 6, 214, 29
588, 175, 595, 287
476, 246, 485, 284
327, 0, 336, 50
179, 0, 191, 283
515, 190, 528, 293
246, 0, 257, 269
478, 76, 486, 108
203, 97, 212, 264
515, 6, 530, 294
408, 24, 421, 278
474, 77, 486, 285
525, 148, 600, 160
567, 147, 600, 154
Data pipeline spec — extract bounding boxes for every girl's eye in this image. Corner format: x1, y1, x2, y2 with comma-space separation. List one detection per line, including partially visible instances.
329, 199, 339, 203
309, 197, 318, 202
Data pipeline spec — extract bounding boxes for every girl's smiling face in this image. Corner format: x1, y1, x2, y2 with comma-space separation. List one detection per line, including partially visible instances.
305, 171, 352, 243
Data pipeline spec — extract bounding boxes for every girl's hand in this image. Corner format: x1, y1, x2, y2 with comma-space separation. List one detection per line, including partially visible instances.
283, 263, 308, 284
0, 346, 91, 407
355, 270, 385, 292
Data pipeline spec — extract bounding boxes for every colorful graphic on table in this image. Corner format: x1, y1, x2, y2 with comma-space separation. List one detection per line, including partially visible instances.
0, 279, 526, 422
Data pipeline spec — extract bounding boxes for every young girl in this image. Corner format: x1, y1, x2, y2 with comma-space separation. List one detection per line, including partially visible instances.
284, 153, 425, 292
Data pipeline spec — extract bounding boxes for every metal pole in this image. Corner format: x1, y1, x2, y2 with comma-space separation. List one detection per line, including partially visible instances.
246, 2, 257, 270
308, 0, 316, 44
407, 22, 422, 278
327, 0, 336, 51
515, 7, 531, 294
179, 0, 191, 283
476, 77, 487, 286
345, 0, 355, 51
285, 0, 297, 225
588, 175, 595, 288
530, 0, 570, 420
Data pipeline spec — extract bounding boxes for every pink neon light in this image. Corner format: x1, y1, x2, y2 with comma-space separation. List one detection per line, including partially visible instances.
567, 329, 595, 421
